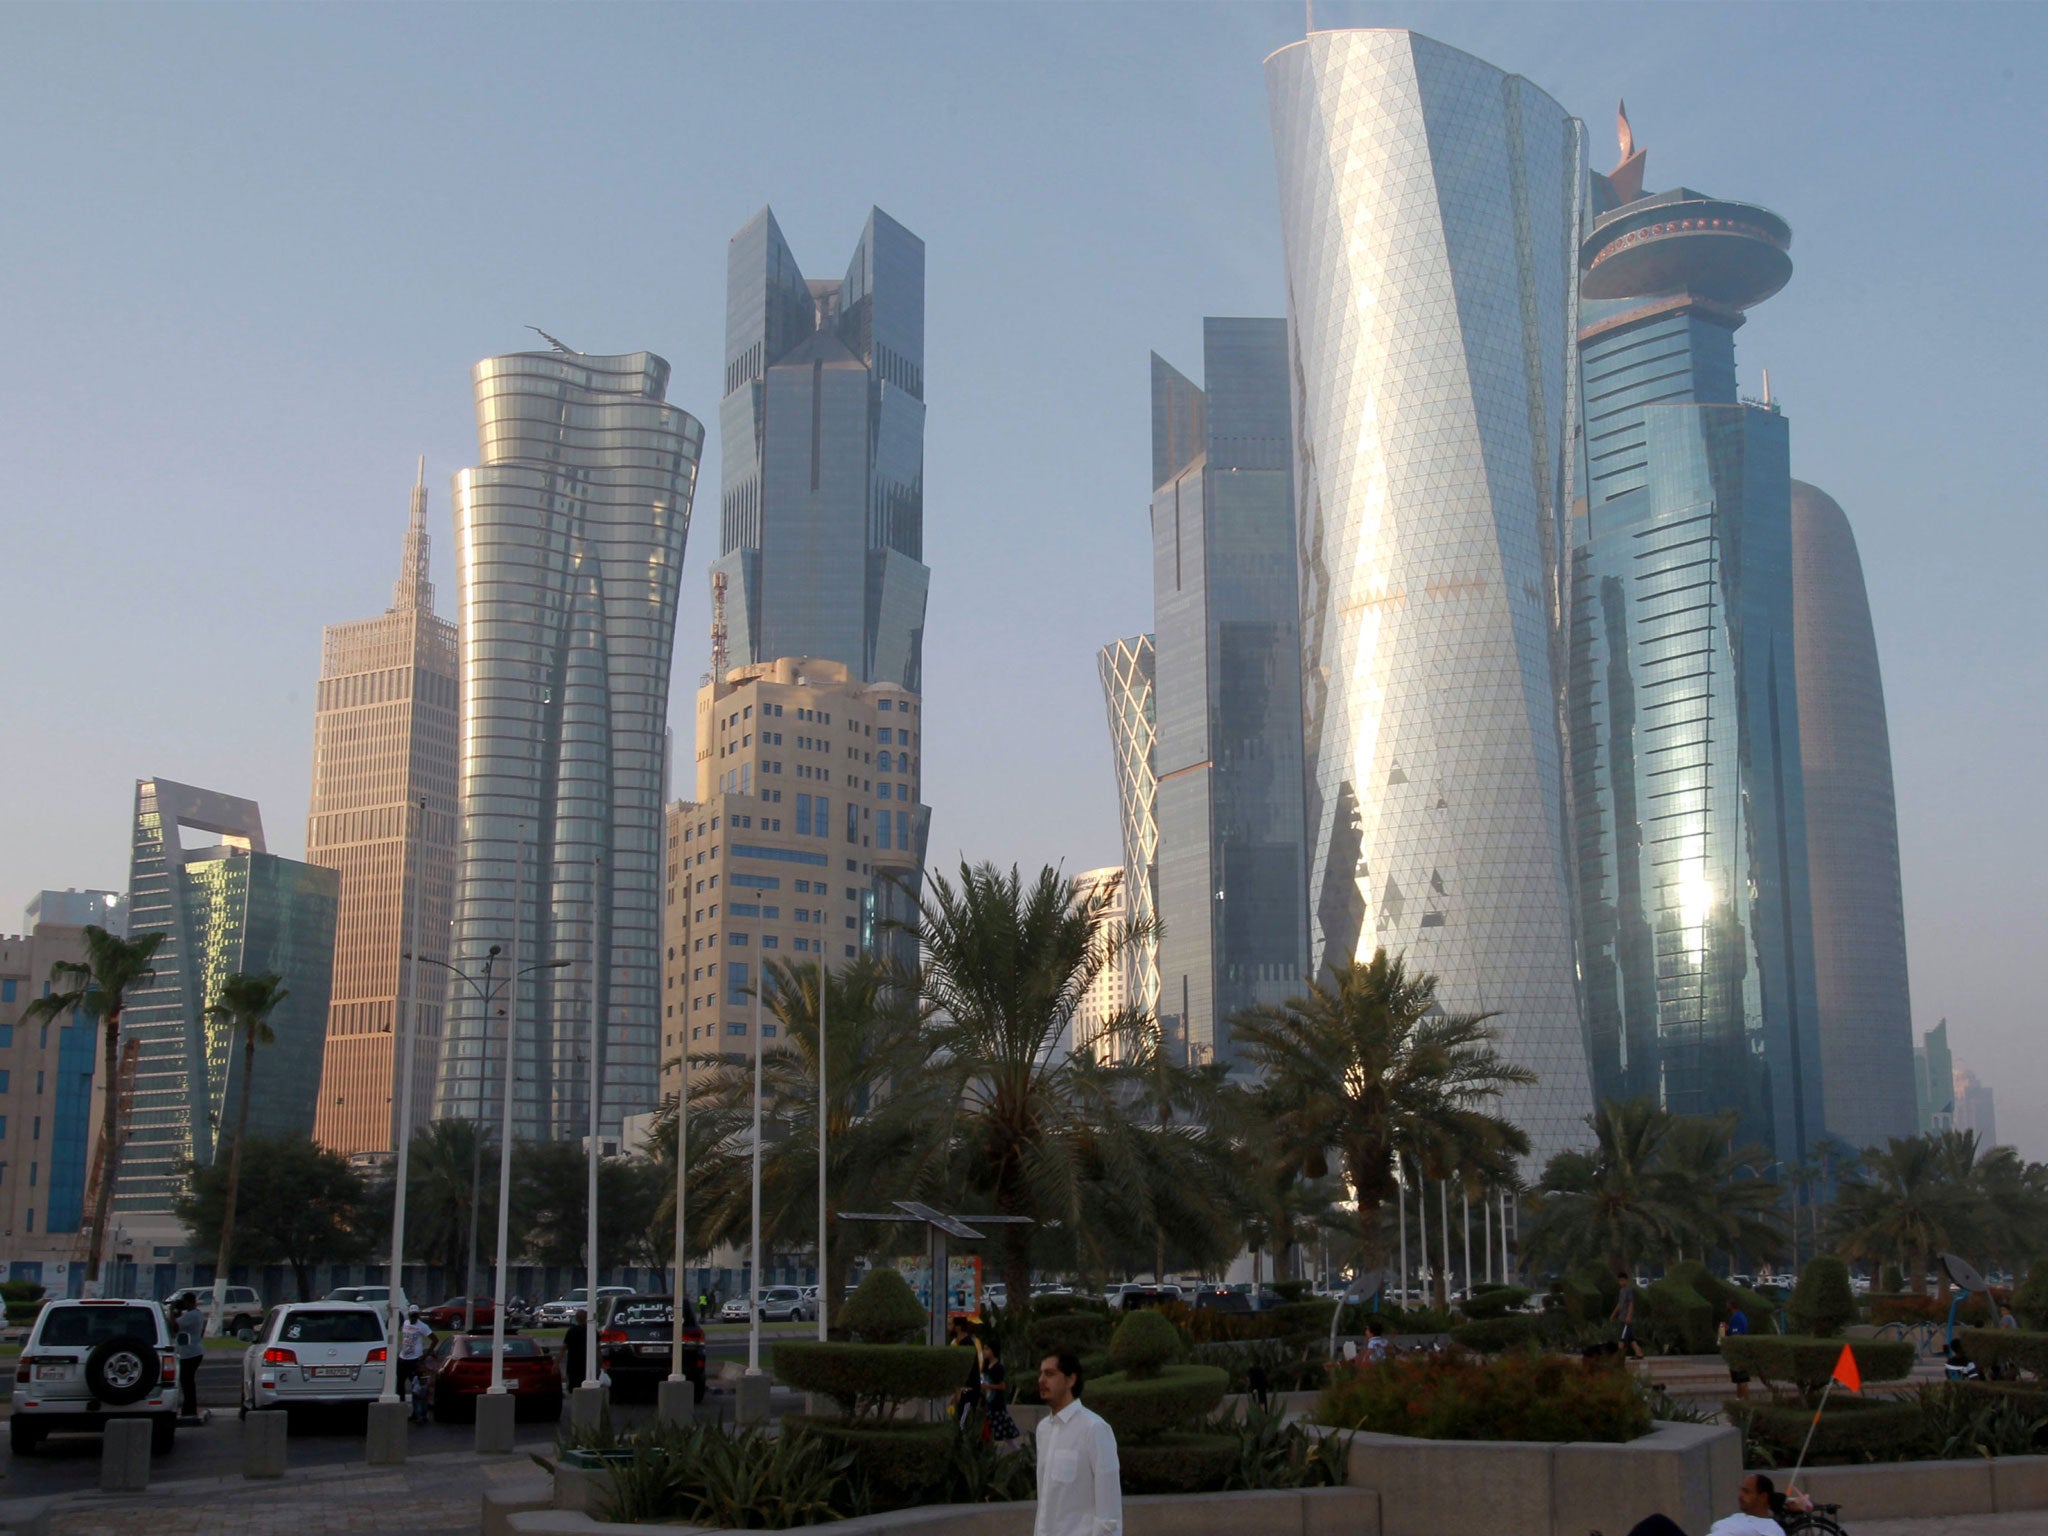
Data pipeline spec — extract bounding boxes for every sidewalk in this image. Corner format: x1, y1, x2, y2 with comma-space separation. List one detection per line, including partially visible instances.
3, 1443, 549, 1536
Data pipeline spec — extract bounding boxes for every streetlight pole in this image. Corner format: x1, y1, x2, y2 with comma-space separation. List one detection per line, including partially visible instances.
461, 949, 502, 1334
583, 853, 603, 1391
816, 953, 827, 1342
667, 1044, 689, 1387
747, 963, 764, 1375
381, 795, 428, 1402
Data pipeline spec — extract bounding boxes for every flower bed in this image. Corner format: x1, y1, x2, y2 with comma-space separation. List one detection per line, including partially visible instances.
1314, 1349, 1651, 1443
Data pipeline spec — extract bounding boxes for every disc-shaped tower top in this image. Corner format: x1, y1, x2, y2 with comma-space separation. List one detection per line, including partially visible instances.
1581, 188, 1792, 309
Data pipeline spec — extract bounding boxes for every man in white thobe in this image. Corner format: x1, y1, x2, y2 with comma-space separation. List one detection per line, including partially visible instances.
1034, 1351, 1121, 1536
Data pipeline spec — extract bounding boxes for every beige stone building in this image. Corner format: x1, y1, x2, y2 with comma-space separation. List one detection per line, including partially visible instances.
1067, 866, 1131, 1062
0, 912, 111, 1291
661, 658, 926, 1091
307, 465, 460, 1157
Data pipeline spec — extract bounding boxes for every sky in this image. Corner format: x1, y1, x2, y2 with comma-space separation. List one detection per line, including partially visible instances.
2, 2, 2043, 1153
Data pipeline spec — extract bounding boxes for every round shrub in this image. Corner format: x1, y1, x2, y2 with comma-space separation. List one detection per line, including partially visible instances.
1458, 1286, 1531, 1322
782, 1417, 953, 1505
772, 1341, 963, 1420
1109, 1307, 1182, 1378
1116, 1431, 1244, 1494
1450, 1315, 1546, 1353
2014, 1261, 2048, 1332
1641, 1277, 1717, 1355
837, 1268, 926, 1345
1881, 1263, 1905, 1295
1032, 1309, 1110, 1358
1790, 1256, 1857, 1338
1088, 1364, 1228, 1441
1734, 1398, 1923, 1463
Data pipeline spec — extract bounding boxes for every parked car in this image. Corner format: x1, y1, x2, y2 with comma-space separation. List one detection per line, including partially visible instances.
322, 1285, 410, 1318
164, 1285, 265, 1336
240, 1302, 389, 1416
422, 1332, 563, 1422
719, 1286, 809, 1323
596, 1295, 706, 1402
11, 1298, 180, 1455
1108, 1284, 1182, 1312
423, 1297, 497, 1331
982, 1283, 1008, 1312
535, 1287, 635, 1327
1192, 1287, 1253, 1315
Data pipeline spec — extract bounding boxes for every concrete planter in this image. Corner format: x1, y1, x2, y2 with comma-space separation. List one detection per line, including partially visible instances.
1337, 1420, 1739, 1536
1776, 1454, 2048, 1519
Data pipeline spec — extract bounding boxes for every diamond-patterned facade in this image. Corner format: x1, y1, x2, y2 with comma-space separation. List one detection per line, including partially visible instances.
1097, 634, 1161, 1033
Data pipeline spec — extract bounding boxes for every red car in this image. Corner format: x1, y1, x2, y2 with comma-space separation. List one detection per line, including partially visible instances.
422, 1297, 496, 1331
424, 1332, 563, 1422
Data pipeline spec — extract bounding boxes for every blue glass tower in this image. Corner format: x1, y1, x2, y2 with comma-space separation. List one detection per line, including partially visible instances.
1568, 120, 1824, 1157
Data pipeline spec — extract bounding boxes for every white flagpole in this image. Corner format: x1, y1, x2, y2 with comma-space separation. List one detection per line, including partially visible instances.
817, 954, 828, 1342
381, 795, 426, 1400
747, 963, 764, 1374
584, 853, 602, 1389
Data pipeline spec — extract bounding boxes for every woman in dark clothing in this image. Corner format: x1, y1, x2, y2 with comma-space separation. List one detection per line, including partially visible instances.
562, 1309, 589, 1401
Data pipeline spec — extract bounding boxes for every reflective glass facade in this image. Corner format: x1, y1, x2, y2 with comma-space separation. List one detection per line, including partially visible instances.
117, 779, 338, 1223
1267, 30, 1593, 1161
1569, 164, 1824, 1158
437, 351, 704, 1143
1097, 634, 1160, 1034
1790, 480, 1916, 1148
1148, 321, 1307, 1067
713, 207, 927, 692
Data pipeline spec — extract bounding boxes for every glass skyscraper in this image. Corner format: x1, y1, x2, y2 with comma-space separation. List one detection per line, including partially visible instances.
1097, 633, 1160, 1042
1790, 479, 1917, 1148
712, 207, 928, 692
1147, 320, 1308, 1066
1266, 29, 1593, 1161
116, 779, 338, 1229
436, 349, 704, 1143
1567, 127, 1825, 1158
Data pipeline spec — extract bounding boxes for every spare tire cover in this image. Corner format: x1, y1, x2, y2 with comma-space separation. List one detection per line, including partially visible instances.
86, 1335, 156, 1406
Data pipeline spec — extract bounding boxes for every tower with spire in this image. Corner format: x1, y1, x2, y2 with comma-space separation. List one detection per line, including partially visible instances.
305, 463, 461, 1158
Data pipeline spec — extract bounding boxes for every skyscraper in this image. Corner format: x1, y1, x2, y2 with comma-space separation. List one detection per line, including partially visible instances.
1097, 634, 1160, 1037
1266, 29, 1592, 1161
115, 779, 337, 1236
712, 207, 927, 691
1915, 1018, 1955, 1134
1147, 320, 1307, 1066
1790, 480, 1918, 1149
435, 349, 704, 1143
1066, 867, 1131, 1060
1567, 117, 1825, 1159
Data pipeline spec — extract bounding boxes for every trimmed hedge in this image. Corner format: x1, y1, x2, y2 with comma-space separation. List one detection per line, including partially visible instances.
1457, 1286, 1531, 1322
1031, 1309, 1111, 1357
1189, 1338, 1328, 1393
1666, 1261, 1777, 1330
772, 1341, 964, 1419
1641, 1276, 1716, 1355
1116, 1431, 1244, 1494
1109, 1308, 1181, 1377
1735, 1398, 1924, 1463
837, 1269, 926, 1345
1959, 1326, 2048, 1380
1790, 1257, 1858, 1338
1719, 1335, 1914, 1402
781, 1417, 953, 1504
2014, 1262, 2048, 1332
1317, 1349, 1649, 1443
1449, 1315, 1547, 1353
1088, 1364, 1229, 1440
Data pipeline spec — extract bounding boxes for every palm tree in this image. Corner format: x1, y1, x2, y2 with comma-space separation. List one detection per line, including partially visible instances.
203, 971, 287, 1326
912, 861, 1153, 1304
1654, 1111, 1788, 1268
1832, 1135, 1957, 1295
23, 925, 165, 1289
1519, 1097, 1695, 1276
1100, 1011, 1240, 1284
392, 1118, 499, 1285
1231, 948, 1534, 1290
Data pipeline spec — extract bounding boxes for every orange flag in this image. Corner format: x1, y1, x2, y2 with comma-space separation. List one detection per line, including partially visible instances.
1831, 1343, 1862, 1395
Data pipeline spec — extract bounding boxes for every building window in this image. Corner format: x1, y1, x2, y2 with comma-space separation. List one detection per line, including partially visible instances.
761, 936, 779, 949
726, 1023, 746, 1037
762, 1024, 777, 1039
762, 906, 779, 920
796, 793, 812, 836
731, 934, 749, 946
0, 1025, 12, 1048
845, 801, 858, 843
878, 809, 892, 849
0, 980, 14, 1003
726, 961, 750, 1005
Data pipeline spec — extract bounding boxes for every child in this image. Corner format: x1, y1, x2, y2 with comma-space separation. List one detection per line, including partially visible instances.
408, 1360, 434, 1423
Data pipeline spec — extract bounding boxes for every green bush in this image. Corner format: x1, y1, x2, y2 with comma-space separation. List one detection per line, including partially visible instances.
1959, 1326, 2048, 1380
0, 1279, 46, 1329
782, 1417, 956, 1506
1641, 1277, 1716, 1355
1558, 1266, 1618, 1325
1449, 1315, 1547, 1353
1666, 1262, 1776, 1331
1719, 1335, 1914, 1404
1880, 1263, 1906, 1294
1790, 1256, 1858, 1338
1457, 1286, 1530, 1322
1734, 1397, 1924, 1464
596, 1419, 857, 1527
836, 1269, 927, 1345
1189, 1338, 1328, 1393
1267, 1279, 1312, 1303
1108, 1307, 1181, 1378
2014, 1261, 2048, 1331
1031, 1309, 1110, 1357
772, 1341, 964, 1421
1316, 1350, 1649, 1443
1088, 1364, 1229, 1441
1116, 1431, 1245, 1494
1261, 1298, 1336, 1337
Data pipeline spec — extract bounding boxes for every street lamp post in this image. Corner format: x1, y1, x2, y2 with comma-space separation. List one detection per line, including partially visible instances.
816, 953, 827, 1342
747, 966, 764, 1375
583, 853, 603, 1392
381, 795, 429, 1402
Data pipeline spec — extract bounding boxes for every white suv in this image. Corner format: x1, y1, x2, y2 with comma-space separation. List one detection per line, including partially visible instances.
241, 1301, 391, 1415
12, 1298, 179, 1455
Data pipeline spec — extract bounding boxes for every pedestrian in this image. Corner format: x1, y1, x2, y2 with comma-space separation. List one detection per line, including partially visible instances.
1613, 1271, 1643, 1361
1033, 1350, 1120, 1536
408, 1354, 434, 1424
1718, 1298, 1751, 1402
947, 1314, 982, 1423
563, 1308, 589, 1394
977, 1326, 1020, 1451
1365, 1316, 1391, 1364
171, 1296, 204, 1419
397, 1306, 435, 1401
2000, 1303, 2019, 1330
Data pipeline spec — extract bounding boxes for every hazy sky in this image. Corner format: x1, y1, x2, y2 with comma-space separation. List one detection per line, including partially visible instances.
3, 2, 2042, 1153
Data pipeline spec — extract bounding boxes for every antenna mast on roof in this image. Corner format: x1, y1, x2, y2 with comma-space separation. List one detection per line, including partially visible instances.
709, 569, 729, 687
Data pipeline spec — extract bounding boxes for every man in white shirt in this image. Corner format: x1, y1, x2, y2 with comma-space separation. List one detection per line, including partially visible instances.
1623, 1472, 1789, 1536
1034, 1351, 1121, 1536
397, 1307, 435, 1398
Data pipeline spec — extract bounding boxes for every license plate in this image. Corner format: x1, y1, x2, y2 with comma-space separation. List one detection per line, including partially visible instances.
35, 1364, 69, 1380
636, 1343, 668, 1355
308, 1366, 356, 1378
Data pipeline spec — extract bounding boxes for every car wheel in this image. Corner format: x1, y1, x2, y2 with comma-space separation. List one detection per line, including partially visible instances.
150, 1416, 176, 1455
10, 1418, 43, 1455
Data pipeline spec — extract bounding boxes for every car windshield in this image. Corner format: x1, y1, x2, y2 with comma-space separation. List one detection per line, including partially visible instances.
279, 1310, 385, 1343
39, 1306, 157, 1347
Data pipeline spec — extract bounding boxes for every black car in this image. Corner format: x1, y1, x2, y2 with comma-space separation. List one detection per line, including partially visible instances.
1191, 1288, 1254, 1315
596, 1295, 706, 1402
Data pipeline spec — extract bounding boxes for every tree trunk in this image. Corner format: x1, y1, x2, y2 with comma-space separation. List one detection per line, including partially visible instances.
83, 1008, 123, 1287
213, 1031, 258, 1323
1154, 1227, 1166, 1285
1004, 1222, 1031, 1317
1909, 1250, 1926, 1297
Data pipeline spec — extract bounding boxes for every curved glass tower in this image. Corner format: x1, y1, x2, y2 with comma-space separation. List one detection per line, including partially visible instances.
437, 350, 704, 1142
1790, 480, 1916, 1148
1266, 29, 1592, 1161
1097, 633, 1160, 1036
